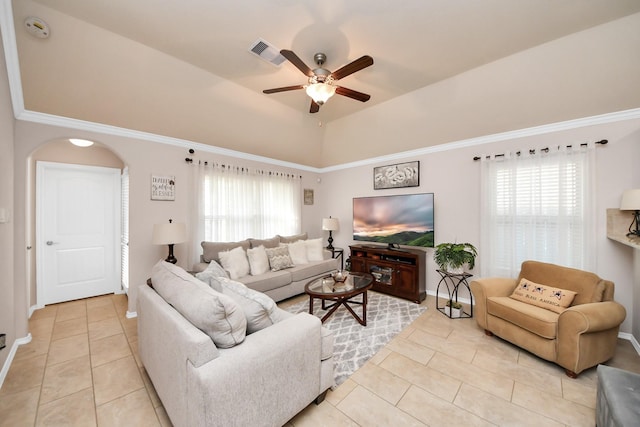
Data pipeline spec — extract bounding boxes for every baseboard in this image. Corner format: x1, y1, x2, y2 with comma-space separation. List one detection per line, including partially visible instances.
126, 311, 137, 319
29, 304, 44, 319
0, 333, 32, 389
426, 289, 472, 306
618, 332, 640, 355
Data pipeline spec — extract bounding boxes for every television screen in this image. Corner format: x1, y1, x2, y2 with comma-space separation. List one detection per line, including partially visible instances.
353, 193, 434, 248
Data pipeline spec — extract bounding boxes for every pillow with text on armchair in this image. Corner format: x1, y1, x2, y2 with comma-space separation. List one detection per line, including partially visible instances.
470, 260, 626, 378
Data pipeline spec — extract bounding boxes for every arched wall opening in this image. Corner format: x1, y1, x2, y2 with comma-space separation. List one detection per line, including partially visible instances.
27, 138, 127, 310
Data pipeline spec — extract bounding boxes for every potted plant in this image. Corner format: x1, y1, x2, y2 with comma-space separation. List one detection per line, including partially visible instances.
434, 242, 478, 274
445, 300, 463, 318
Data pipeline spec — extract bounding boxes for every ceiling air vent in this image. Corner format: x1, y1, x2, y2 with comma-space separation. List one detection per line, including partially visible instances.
249, 38, 286, 66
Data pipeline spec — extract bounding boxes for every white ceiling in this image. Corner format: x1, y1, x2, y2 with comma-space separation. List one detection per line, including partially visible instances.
8, 0, 640, 166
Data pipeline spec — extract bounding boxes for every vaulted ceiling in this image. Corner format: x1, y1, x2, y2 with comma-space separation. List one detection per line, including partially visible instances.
8, 0, 640, 167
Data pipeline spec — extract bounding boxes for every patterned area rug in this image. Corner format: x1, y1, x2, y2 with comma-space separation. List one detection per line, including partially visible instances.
286, 291, 427, 385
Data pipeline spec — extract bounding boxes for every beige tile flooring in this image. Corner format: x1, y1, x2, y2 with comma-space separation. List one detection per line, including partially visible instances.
1, 293, 639, 427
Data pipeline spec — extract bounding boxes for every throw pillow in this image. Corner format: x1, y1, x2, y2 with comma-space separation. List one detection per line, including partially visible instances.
246, 245, 270, 275
286, 240, 309, 265
218, 246, 250, 280
151, 260, 247, 348
219, 278, 280, 334
509, 278, 577, 313
265, 246, 294, 271
305, 238, 324, 261
195, 260, 228, 292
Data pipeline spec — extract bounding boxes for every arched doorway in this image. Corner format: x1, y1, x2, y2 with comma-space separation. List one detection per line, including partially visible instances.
29, 139, 128, 307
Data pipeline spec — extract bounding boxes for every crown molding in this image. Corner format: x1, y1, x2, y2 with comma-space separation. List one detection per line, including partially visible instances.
0, 0, 25, 117
322, 107, 640, 172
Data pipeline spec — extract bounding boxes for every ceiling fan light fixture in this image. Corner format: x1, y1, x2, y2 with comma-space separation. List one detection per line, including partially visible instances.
305, 82, 336, 105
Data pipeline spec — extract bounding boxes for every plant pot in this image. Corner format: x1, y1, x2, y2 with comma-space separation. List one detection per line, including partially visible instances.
446, 266, 465, 275
445, 306, 462, 318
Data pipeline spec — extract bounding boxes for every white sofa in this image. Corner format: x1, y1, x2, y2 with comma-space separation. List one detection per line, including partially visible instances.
138, 261, 334, 427
192, 233, 339, 302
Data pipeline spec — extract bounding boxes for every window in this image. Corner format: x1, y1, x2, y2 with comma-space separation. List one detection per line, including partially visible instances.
191, 163, 302, 262
480, 145, 595, 277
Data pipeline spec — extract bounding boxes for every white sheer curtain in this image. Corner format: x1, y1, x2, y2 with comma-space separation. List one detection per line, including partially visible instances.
480, 143, 596, 278
190, 161, 302, 265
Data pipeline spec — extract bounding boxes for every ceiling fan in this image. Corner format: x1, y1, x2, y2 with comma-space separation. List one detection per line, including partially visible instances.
263, 50, 374, 113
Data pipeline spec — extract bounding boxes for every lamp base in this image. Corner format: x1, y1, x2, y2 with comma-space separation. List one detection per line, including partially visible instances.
326, 232, 334, 250
165, 244, 178, 264
627, 210, 640, 238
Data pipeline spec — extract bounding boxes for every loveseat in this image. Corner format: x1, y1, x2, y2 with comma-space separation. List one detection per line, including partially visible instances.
471, 260, 626, 377
138, 260, 335, 427
192, 233, 339, 302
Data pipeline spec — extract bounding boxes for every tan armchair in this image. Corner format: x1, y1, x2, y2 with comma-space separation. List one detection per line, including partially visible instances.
471, 261, 626, 378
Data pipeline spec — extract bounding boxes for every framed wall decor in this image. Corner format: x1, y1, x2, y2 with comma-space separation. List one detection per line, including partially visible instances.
151, 175, 176, 201
304, 188, 314, 205
373, 161, 420, 190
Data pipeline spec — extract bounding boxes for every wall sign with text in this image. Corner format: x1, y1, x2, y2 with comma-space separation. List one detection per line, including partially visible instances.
151, 175, 175, 201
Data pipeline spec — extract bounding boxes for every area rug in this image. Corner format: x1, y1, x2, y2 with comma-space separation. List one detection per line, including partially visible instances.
286, 291, 427, 385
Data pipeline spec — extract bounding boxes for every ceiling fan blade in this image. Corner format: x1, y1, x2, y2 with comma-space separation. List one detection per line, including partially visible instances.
263, 85, 304, 94
335, 86, 371, 102
280, 50, 314, 77
331, 55, 374, 80
310, 100, 320, 113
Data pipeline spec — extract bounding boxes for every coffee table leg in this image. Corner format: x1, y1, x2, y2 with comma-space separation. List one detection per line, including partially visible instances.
309, 295, 314, 315
363, 290, 367, 326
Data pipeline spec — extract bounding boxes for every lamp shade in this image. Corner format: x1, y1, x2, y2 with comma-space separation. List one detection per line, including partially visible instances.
322, 217, 339, 231
620, 189, 640, 210
152, 222, 187, 245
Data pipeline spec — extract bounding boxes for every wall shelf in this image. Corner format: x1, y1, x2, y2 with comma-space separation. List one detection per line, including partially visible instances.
606, 208, 640, 249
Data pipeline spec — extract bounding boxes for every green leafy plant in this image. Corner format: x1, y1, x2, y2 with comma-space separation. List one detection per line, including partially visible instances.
434, 242, 478, 272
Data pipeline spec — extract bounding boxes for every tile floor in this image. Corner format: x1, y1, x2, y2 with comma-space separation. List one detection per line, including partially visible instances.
1, 293, 639, 426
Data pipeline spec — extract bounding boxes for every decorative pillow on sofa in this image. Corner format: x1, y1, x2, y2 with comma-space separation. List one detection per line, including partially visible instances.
509, 278, 577, 313
305, 238, 325, 261
219, 278, 283, 334
246, 245, 270, 275
286, 240, 309, 265
218, 246, 251, 280
195, 260, 228, 292
265, 246, 294, 271
151, 260, 247, 348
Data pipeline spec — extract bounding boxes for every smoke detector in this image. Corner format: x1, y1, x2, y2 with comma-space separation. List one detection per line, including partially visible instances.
25, 16, 50, 39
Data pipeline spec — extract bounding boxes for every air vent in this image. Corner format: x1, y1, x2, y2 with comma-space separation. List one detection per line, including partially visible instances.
249, 38, 286, 66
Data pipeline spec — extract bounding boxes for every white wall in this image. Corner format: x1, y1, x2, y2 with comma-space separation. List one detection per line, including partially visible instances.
323, 117, 640, 335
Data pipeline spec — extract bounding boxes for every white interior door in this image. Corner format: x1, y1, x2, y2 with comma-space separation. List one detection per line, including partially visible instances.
37, 161, 121, 305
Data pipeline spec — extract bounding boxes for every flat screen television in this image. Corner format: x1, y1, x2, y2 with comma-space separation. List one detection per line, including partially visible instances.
353, 193, 434, 248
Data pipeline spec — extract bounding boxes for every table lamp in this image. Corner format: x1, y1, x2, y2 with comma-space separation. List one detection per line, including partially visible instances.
322, 216, 339, 250
152, 219, 187, 264
620, 189, 640, 237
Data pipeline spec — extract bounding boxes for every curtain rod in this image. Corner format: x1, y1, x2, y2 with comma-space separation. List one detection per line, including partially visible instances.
472, 139, 608, 161
183, 149, 302, 179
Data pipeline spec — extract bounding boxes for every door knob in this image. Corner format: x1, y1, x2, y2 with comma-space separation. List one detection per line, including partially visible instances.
46, 241, 59, 246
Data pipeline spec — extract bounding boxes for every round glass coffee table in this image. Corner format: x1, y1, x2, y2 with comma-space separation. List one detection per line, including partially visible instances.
304, 272, 374, 326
